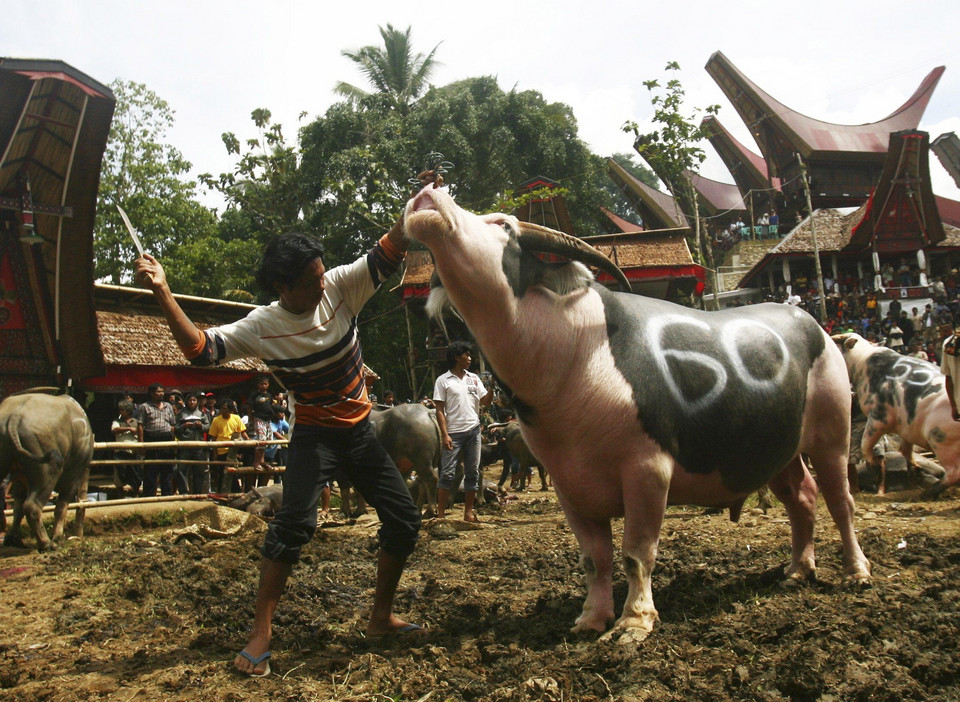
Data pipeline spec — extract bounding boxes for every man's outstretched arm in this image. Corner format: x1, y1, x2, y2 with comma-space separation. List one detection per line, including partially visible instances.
134, 253, 205, 357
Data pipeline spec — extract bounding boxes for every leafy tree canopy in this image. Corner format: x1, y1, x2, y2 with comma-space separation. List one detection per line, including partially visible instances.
93, 79, 235, 297
301, 75, 614, 264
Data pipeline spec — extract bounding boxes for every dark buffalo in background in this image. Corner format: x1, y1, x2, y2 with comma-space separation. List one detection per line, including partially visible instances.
0, 392, 94, 551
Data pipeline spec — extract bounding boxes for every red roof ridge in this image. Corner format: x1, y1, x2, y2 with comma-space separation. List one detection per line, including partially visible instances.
705, 51, 945, 156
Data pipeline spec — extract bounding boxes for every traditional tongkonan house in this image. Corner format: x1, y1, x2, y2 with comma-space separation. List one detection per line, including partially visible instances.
0, 58, 268, 444
701, 115, 782, 228
0, 58, 115, 396
705, 51, 945, 224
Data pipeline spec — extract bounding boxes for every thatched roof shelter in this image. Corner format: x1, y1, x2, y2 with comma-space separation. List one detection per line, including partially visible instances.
81, 284, 267, 393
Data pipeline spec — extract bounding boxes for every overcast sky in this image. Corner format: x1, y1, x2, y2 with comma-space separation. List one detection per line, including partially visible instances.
7, 1, 960, 211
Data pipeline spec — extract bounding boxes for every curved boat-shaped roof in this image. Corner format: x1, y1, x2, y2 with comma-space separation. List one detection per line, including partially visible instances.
606, 159, 688, 230
0, 58, 115, 388
685, 169, 746, 216
705, 51, 944, 160
701, 115, 781, 194
932, 132, 960, 190
601, 207, 644, 233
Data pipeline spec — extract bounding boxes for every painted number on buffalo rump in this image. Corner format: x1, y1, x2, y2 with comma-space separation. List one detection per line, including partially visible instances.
646, 314, 791, 413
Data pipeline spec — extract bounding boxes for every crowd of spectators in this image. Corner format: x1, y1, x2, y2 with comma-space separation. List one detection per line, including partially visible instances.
110, 377, 291, 498
732, 268, 960, 363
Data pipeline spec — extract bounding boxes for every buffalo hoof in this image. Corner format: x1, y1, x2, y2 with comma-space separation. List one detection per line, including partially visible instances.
845, 574, 873, 590
781, 568, 816, 588
3, 531, 25, 549
599, 615, 657, 646
843, 568, 872, 589
570, 616, 612, 637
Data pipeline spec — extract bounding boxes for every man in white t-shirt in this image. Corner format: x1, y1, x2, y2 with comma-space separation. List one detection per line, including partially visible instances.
433, 340, 492, 522
941, 323, 960, 421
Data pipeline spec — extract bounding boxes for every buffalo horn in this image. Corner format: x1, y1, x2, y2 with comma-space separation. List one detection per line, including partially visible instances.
516, 221, 632, 292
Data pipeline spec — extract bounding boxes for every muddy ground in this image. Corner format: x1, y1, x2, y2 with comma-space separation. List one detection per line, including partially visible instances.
2, 483, 960, 701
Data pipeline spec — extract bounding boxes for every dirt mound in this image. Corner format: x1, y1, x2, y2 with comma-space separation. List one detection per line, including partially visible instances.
2, 491, 960, 700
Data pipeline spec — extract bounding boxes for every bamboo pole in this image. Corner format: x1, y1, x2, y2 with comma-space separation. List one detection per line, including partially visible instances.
2, 493, 223, 518
797, 153, 828, 323
95, 440, 288, 451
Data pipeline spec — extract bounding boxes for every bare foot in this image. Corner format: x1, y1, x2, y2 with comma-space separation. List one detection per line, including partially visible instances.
463, 513, 480, 523
234, 632, 271, 675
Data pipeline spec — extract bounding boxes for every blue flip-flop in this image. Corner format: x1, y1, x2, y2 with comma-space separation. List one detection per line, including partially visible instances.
238, 650, 271, 677
397, 623, 423, 633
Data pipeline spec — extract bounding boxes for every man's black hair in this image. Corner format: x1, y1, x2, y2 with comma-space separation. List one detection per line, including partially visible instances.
148, 383, 164, 395
255, 232, 326, 293
446, 340, 474, 369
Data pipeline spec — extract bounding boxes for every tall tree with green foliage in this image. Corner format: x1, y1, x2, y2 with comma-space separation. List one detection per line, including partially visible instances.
624, 61, 720, 307
93, 79, 238, 297
198, 108, 309, 302
335, 24, 441, 115
200, 108, 305, 242
300, 74, 616, 398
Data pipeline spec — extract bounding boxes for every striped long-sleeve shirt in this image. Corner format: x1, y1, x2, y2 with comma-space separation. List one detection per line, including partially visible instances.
185, 234, 404, 428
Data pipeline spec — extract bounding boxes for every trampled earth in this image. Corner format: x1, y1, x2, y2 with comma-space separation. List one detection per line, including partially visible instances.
2, 485, 960, 701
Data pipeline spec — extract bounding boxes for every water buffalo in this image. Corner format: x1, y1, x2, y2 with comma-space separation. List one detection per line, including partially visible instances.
405, 185, 870, 643
227, 484, 284, 518
370, 403, 441, 516
0, 392, 94, 551
836, 332, 960, 495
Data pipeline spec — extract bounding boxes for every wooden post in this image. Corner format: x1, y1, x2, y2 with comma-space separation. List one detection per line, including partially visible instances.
404, 303, 418, 399
797, 154, 828, 323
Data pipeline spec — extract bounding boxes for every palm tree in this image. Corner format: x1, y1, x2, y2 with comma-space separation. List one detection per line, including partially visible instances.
335, 24, 441, 114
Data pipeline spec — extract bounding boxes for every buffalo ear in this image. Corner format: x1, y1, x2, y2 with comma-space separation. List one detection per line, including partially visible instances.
844, 336, 859, 351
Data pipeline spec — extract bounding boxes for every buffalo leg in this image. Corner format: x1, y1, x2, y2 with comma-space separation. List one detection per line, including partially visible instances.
768, 455, 819, 584
556, 489, 615, 634
3, 487, 25, 548
813, 448, 871, 585
924, 430, 960, 495
22, 491, 53, 551
51, 496, 71, 542
860, 420, 888, 495
606, 473, 669, 644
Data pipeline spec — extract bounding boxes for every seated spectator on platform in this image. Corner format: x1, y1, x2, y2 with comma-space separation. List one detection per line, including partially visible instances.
881, 263, 895, 288
768, 211, 779, 226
